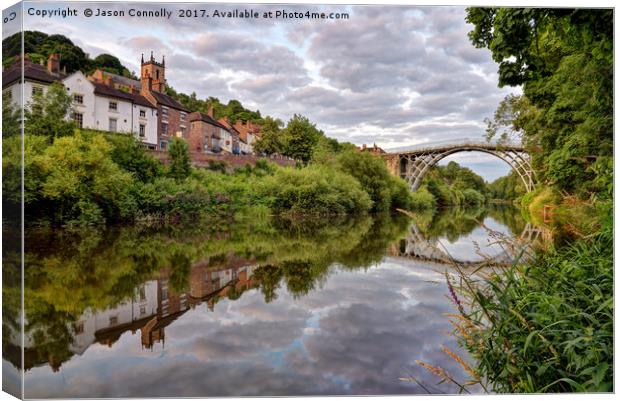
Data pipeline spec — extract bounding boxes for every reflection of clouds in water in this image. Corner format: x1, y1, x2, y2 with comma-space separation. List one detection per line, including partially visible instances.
439, 216, 513, 262
23, 260, 476, 397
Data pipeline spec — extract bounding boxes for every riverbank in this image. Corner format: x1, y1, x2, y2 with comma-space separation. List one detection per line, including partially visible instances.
444, 201, 612, 392
3, 130, 416, 226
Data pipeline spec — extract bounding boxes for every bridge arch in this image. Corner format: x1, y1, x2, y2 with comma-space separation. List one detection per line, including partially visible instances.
390, 142, 535, 192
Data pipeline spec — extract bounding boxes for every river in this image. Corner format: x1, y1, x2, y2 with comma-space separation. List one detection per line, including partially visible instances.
2, 205, 536, 397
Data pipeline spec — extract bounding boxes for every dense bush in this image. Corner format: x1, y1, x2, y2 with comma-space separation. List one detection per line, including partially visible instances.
34, 133, 134, 224
408, 187, 436, 211
259, 165, 372, 216
335, 150, 414, 212
105, 133, 162, 183
168, 137, 191, 181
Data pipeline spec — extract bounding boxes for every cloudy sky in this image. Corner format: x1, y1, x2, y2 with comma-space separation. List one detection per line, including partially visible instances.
7, 1, 521, 180
21, 259, 479, 397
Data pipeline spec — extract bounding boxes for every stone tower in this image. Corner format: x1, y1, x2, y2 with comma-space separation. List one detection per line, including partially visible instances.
140, 51, 166, 93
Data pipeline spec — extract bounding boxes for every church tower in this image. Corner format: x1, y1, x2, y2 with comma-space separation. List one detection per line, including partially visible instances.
140, 51, 166, 93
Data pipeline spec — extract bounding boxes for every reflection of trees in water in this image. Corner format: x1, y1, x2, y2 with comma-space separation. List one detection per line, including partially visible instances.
4, 214, 410, 371
415, 205, 527, 243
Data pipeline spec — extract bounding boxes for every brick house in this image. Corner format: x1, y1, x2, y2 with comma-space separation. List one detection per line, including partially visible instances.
233, 120, 261, 154
187, 110, 229, 153
138, 52, 189, 150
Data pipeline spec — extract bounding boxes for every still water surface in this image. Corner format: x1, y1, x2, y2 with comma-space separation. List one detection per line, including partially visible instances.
3, 206, 532, 397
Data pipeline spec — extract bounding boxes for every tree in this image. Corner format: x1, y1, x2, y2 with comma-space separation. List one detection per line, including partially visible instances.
24, 82, 75, 139
282, 114, 321, 164
253, 116, 284, 155
168, 138, 191, 181
467, 8, 613, 197
484, 94, 531, 145
2, 91, 21, 138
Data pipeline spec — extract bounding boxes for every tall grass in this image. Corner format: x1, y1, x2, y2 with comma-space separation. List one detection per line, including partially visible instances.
443, 206, 613, 392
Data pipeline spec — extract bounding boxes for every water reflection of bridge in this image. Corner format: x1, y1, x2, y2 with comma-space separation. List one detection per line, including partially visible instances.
388, 222, 543, 268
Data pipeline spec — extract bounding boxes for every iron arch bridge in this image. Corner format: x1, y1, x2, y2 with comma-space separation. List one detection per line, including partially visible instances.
383, 140, 535, 192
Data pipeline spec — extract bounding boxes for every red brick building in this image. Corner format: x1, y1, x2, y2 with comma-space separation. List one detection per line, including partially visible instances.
139, 52, 189, 150
187, 111, 229, 153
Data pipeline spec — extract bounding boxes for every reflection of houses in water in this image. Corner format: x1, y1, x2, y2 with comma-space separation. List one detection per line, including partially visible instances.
13, 257, 259, 371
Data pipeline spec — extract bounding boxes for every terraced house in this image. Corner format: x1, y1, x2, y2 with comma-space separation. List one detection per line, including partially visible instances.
2, 51, 261, 153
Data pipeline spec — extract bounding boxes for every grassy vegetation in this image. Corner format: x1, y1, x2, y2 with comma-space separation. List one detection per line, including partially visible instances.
444, 203, 612, 392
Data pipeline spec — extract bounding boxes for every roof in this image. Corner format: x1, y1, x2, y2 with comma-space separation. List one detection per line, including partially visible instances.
188, 112, 228, 130
218, 117, 241, 139
2, 59, 66, 88
101, 70, 142, 90
149, 90, 189, 112
92, 81, 155, 108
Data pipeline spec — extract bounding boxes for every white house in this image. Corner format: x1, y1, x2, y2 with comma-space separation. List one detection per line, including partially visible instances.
2, 54, 66, 111
63, 71, 158, 148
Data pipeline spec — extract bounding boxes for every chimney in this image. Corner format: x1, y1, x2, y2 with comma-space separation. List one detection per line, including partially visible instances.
105, 76, 113, 87
207, 105, 214, 118
47, 53, 61, 74
130, 84, 136, 94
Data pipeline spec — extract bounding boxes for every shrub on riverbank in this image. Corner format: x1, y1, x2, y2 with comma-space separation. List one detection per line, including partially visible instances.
448, 205, 612, 392
258, 164, 373, 216
335, 150, 413, 212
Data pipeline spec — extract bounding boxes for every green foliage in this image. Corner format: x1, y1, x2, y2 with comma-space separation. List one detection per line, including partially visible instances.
104, 133, 162, 182
422, 161, 488, 207
258, 165, 372, 216
167, 138, 191, 181
2, 91, 21, 138
252, 116, 285, 155
35, 133, 134, 224
282, 114, 322, 165
336, 150, 414, 212
3, 31, 134, 76
452, 206, 613, 392
408, 187, 436, 211
488, 170, 526, 200
467, 8, 613, 198
2, 134, 48, 204
24, 82, 76, 139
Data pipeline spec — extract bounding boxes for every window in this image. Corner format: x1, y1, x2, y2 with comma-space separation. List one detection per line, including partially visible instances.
161, 288, 169, 301
75, 322, 84, 334
139, 109, 146, 118
161, 122, 168, 136
180, 112, 187, 122
72, 112, 83, 129
139, 286, 146, 301
161, 106, 169, 119
180, 127, 186, 137
109, 118, 117, 132
139, 124, 146, 137
73, 94, 83, 104
109, 101, 117, 111
109, 316, 118, 326
140, 306, 146, 315
159, 140, 167, 150
31, 86, 43, 96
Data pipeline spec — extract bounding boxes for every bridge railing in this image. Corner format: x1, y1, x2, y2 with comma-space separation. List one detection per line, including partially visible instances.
385, 138, 524, 154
